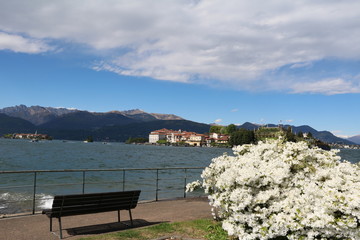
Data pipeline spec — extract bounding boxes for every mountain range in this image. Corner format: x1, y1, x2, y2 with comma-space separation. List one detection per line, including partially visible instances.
348, 135, 360, 145
0, 105, 357, 144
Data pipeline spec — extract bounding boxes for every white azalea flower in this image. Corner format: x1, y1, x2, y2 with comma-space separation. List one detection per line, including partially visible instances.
188, 139, 360, 239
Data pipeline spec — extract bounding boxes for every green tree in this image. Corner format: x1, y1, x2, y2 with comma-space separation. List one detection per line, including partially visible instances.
220, 126, 227, 134
285, 127, 296, 142
314, 139, 331, 150
85, 136, 94, 142
157, 139, 168, 145
210, 125, 223, 133
226, 124, 237, 135
229, 129, 255, 146
3, 134, 14, 138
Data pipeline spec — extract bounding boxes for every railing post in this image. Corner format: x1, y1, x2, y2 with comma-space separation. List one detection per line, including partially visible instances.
32, 172, 37, 214
156, 169, 159, 201
183, 169, 187, 198
82, 171, 86, 194
122, 170, 126, 191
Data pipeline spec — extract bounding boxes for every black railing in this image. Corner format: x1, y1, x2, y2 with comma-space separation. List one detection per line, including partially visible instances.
0, 167, 205, 216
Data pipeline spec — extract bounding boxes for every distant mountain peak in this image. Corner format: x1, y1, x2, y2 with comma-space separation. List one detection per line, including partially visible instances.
0, 105, 185, 126
150, 113, 184, 121
0, 105, 78, 125
119, 109, 146, 115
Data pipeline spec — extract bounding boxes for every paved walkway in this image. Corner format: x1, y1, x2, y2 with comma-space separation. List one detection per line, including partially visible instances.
0, 198, 212, 240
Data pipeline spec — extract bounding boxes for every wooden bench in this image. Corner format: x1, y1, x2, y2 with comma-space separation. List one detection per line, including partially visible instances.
42, 190, 141, 239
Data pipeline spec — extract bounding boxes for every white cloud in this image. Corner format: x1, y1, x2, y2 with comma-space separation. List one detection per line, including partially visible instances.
290, 78, 360, 95
0, 32, 52, 53
231, 109, 239, 112
290, 62, 312, 69
1, 0, 360, 93
215, 119, 223, 123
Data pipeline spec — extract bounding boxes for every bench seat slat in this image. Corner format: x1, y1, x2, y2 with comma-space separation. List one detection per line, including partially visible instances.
43, 190, 141, 239
52, 196, 139, 207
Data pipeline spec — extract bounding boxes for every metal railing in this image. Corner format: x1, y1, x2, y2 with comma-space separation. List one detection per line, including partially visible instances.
0, 167, 205, 216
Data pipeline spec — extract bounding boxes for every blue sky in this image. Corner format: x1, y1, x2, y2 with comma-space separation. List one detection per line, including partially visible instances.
0, 0, 360, 137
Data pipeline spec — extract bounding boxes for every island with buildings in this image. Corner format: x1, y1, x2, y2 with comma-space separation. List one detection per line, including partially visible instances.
149, 128, 229, 147
147, 125, 359, 149
4, 132, 52, 141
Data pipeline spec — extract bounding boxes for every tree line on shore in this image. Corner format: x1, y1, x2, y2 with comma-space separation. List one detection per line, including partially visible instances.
211, 124, 330, 149
125, 124, 331, 150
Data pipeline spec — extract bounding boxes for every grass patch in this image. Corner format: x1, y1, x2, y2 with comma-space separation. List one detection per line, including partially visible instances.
78, 218, 232, 240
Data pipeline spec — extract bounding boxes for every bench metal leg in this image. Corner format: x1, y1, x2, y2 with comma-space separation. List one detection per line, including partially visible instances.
58, 217, 63, 239
118, 210, 120, 222
129, 210, 133, 227
50, 217, 53, 231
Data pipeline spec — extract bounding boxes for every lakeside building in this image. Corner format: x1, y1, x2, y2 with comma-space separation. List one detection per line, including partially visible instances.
149, 129, 229, 146
206, 132, 230, 146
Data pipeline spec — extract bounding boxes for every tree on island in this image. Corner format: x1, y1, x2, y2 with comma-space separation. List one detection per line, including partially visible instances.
156, 139, 169, 145
210, 125, 223, 133
85, 136, 94, 142
210, 124, 237, 135
229, 129, 255, 146
225, 124, 237, 135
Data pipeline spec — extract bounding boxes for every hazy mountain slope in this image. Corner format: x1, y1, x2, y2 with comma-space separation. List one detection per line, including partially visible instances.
91, 120, 211, 141
40, 119, 210, 141
348, 135, 360, 144
0, 113, 36, 135
39, 111, 137, 130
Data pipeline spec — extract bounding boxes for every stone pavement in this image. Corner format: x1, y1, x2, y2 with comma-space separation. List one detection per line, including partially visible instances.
0, 198, 212, 240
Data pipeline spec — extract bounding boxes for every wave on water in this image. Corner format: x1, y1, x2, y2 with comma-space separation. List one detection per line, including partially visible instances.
38, 194, 54, 209
0, 192, 53, 214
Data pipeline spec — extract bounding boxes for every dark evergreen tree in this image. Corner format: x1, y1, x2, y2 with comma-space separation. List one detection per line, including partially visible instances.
229, 129, 255, 146
226, 124, 237, 135
210, 125, 223, 133
285, 131, 296, 142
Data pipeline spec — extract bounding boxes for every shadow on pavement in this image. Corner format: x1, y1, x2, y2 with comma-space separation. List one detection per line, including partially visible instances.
63, 219, 164, 238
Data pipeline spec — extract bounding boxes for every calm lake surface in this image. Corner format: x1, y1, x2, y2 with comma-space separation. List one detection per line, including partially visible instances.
0, 138, 359, 214
0, 139, 233, 214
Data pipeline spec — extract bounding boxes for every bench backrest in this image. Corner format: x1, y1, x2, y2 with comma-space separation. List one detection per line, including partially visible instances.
48, 190, 141, 218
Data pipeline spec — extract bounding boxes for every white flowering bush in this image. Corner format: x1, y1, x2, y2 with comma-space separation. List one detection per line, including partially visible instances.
187, 140, 360, 240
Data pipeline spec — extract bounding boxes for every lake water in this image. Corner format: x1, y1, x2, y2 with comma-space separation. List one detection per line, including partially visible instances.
0, 139, 233, 214
0, 138, 359, 214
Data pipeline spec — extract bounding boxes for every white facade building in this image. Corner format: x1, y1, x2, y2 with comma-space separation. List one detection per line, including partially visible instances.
149, 129, 167, 143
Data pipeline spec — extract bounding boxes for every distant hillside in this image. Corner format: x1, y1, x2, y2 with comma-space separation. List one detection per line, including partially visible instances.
348, 135, 360, 144
92, 120, 210, 141
0, 113, 36, 135
0, 105, 78, 125
42, 120, 211, 141
39, 111, 138, 130
238, 122, 355, 145
117, 109, 184, 122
